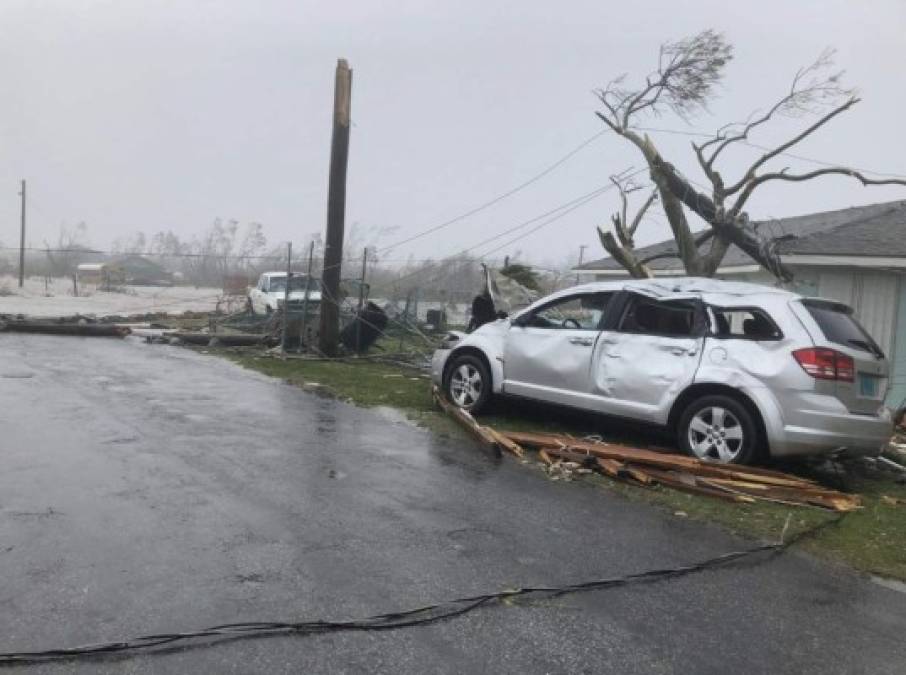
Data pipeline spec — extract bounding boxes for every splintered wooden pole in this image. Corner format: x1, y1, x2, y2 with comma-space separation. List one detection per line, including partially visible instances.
318, 58, 353, 357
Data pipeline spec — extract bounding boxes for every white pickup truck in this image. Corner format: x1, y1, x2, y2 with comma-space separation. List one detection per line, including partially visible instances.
247, 272, 322, 315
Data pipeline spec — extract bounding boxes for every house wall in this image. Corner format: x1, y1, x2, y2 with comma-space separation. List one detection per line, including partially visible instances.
889, 288, 906, 409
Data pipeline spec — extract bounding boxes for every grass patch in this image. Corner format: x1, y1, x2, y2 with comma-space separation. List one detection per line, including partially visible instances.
224, 348, 906, 580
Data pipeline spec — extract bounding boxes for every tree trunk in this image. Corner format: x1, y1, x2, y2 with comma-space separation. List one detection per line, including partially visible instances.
650, 156, 793, 281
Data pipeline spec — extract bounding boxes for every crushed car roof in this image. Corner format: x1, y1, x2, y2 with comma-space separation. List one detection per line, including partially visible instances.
548, 277, 798, 306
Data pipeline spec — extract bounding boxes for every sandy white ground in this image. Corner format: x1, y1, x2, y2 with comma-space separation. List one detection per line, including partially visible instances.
0, 275, 228, 318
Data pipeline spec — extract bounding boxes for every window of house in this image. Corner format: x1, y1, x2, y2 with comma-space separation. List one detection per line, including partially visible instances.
709, 307, 782, 340
617, 296, 700, 337
524, 293, 613, 330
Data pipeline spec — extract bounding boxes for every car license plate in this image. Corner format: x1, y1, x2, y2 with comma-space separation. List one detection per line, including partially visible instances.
859, 373, 880, 398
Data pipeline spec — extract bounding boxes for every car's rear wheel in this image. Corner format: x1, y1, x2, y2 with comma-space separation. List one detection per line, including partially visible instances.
444, 354, 491, 414
678, 395, 758, 465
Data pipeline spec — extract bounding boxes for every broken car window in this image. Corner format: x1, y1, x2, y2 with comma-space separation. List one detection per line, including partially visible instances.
617, 296, 699, 337
709, 308, 782, 340
525, 293, 612, 330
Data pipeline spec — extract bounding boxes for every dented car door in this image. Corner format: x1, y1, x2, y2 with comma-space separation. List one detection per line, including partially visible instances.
503, 292, 614, 410
592, 293, 706, 423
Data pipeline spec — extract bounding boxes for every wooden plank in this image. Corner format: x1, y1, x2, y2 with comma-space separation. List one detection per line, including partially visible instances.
486, 427, 524, 458
500, 431, 817, 488
544, 447, 595, 465
640, 467, 754, 503
621, 463, 654, 486
432, 387, 497, 450
596, 458, 623, 478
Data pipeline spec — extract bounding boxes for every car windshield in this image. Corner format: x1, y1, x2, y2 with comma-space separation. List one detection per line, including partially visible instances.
268, 276, 320, 293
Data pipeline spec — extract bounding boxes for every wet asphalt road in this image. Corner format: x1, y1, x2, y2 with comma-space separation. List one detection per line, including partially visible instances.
0, 335, 904, 674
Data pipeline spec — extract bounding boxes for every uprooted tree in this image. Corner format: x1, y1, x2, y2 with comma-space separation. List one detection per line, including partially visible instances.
594, 30, 906, 281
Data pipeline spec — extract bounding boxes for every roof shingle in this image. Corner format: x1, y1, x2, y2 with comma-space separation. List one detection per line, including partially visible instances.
578, 200, 906, 271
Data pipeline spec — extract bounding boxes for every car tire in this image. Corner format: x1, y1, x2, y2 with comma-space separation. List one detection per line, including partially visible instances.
678, 395, 759, 465
265, 305, 273, 315
444, 354, 492, 414
246, 298, 255, 315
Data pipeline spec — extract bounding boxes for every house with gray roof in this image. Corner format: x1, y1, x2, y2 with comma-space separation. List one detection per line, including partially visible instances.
575, 200, 906, 406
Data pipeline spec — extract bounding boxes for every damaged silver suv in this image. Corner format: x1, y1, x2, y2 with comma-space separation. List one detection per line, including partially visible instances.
432, 278, 893, 465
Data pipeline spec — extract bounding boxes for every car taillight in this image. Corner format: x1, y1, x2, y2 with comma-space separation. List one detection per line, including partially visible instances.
792, 348, 855, 382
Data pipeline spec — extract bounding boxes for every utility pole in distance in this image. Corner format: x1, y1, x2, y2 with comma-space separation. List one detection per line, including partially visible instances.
318, 58, 353, 356
576, 244, 588, 285
18, 180, 26, 288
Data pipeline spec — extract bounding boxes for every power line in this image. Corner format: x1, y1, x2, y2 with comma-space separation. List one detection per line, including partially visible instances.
371, 179, 631, 289
0, 516, 840, 664
477, 168, 647, 259
377, 130, 608, 255
632, 126, 906, 180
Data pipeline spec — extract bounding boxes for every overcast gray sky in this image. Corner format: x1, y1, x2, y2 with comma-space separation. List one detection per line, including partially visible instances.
2, 0, 904, 268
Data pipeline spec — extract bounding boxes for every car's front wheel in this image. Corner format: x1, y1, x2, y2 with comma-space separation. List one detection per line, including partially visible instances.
678, 395, 758, 465
444, 354, 491, 414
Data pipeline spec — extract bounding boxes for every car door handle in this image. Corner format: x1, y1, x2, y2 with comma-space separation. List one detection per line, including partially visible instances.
568, 337, 594, 346
670, 347, 697, 356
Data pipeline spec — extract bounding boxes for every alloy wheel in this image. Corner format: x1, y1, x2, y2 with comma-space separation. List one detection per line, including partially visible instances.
449, 363, 483, 409
687, 406, 744, 463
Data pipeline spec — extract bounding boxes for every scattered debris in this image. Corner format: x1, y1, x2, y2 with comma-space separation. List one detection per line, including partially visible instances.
340, 302, 388, 353
433, 389, 860, 512
502, 431, 861, 512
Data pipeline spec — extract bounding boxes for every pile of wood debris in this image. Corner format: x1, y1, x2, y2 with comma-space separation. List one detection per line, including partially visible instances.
433, 387, 860, 513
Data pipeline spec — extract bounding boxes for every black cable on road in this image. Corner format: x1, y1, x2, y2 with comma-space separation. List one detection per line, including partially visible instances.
0, 515, 842, 665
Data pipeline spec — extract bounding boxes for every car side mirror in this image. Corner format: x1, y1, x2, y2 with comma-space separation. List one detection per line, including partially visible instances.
511, 314, 528, 328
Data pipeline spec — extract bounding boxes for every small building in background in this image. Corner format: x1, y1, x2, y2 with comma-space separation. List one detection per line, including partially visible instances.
109, 255, 173, 286
76, 262, 126, 291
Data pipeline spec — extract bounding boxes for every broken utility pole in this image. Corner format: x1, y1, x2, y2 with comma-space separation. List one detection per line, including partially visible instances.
18, 179, 26, 288
318, 58, 353, 356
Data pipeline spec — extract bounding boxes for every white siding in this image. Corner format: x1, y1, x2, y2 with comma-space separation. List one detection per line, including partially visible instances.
855, 272, 900, 356
818, 271, 855, 306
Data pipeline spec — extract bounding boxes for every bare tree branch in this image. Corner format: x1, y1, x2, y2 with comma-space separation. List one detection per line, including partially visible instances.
734, 166, 906, 211
699, 49, 854, 171
595, 172, 660, 278
725, 97, 860, 203
597, 228, 652, 278
595, 30, 733, 130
